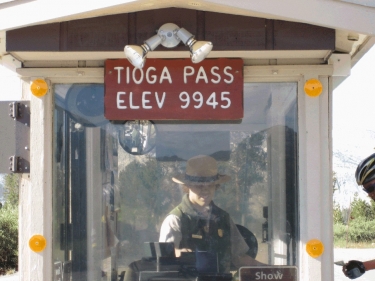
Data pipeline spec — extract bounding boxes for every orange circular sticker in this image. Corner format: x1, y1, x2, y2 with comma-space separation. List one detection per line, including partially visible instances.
306, 239, 324, 258
29, 234, 47, 252
30, 79, 48, 97
304, 79, 323, 97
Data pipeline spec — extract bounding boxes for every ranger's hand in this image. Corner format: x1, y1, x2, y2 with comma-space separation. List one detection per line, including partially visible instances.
342, 260, 366, 279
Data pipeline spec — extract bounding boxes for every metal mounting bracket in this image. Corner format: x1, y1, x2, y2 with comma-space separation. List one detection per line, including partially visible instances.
9, 101, 28, 122
9, 155, 29, 173
0, 101, 30, 173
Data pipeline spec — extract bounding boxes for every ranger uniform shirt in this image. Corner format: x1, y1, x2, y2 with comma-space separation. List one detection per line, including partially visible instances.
159, 194, 249, 272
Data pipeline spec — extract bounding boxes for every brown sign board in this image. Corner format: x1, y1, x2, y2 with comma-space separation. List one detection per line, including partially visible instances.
240, 266, 298, 281
104, 58, 243, 120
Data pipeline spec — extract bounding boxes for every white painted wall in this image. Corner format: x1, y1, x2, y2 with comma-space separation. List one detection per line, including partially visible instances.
19, 78, 53, 281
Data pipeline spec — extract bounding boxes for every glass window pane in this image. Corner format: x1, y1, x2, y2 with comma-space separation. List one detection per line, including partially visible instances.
53, 82, 298, 280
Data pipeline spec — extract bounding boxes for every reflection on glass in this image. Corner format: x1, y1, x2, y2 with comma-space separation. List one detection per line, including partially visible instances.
53, 83, 299, 281
57, 84, 108, 127
0, 174, 4, 205
118, 120, 157, 155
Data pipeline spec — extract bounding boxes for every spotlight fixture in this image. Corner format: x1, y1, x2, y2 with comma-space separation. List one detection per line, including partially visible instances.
176, 28, 213, 64
124, 23, 213, 69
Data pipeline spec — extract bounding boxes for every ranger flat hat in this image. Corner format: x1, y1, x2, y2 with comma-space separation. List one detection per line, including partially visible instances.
172, 155, 231, 185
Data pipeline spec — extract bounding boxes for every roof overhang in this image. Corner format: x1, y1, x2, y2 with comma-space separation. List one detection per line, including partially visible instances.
10, 50, 332, 68
1, 0, 375, 35
0, 0, 374, 74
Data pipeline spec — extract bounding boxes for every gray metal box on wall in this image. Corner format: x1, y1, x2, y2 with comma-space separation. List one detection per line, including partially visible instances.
0, 101, 30, 173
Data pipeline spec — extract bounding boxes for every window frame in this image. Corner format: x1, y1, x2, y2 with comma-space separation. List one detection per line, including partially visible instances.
21, 63, 334, 280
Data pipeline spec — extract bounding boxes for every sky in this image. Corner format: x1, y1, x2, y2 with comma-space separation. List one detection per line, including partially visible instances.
333, 45, 375, 159
0, 64, 21, 100
331, 46, 375, 206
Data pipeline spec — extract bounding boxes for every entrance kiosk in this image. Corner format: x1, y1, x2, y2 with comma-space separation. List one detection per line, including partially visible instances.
0, 2, 374, 280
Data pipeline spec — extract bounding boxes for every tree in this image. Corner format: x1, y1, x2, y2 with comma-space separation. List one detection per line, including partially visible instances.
3, 174, 20, 207
117, 156, 186, 229
333, 202, 344, 224
117, 157, 184, 259
350, 196, 375, 222
332, 171, 344, 224
0, 174, 19, 274
214, 131, 267, 224
333, 171, 338, 193
0, 205, 18, 274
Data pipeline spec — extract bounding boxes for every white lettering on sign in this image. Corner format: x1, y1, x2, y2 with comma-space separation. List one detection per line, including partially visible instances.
133, 69, 143, 85
223, 66, 234, 84
182, 66, 234, 84
160, 67, 172, 84
117, 92, 127, 109
106, 58, 243, 120
114, 67, 124, 84
193, 92, 203, 108
114, 66, 173, 84
126, 67, 130, 83
196, 66, 208, 83
206, 92, 218, 109
146, 67, 157, 84
255, 271, 284, 280
211, 66, 221, 84
142, 92, 152, 109
221, 92, 231, 108
155, 92, 166, 108
179, 92, 190, 109
116, 92, 167, 109
129, 92, 139, 109
115, 65, 234, 85
183, 66, 194, 83
179, 91, 232, 109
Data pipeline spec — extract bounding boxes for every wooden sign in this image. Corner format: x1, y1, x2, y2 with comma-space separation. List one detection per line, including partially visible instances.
239, 266, 298, 281
104, 58, 243, 120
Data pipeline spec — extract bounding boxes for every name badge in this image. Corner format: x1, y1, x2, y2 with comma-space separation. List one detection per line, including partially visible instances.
192, 234, 202, 239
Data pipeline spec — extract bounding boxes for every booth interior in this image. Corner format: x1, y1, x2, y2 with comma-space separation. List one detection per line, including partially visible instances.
52, 82, 298, 280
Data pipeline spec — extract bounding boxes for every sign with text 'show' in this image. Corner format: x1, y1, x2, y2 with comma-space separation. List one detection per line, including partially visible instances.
104, 58, 243, 120
239, 266, 298, 281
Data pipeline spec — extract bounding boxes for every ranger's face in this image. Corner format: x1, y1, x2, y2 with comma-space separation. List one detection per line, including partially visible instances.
187, 184, 216, 208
